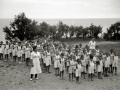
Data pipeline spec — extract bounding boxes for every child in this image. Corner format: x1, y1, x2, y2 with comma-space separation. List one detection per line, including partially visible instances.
104, 53, 110, 77
4, 44, 9, 61
54, 50, 60, 76
66, 56, 70, 73
46, 45, 52, 73
0, 44, 2, 60
88, 55, 94, 81
95, 45, 100, 56
25, 43, 31, 66
75, 59, 81, 84
69, 55, 75, 81
22, 43, 26, 61
81, 55, 86, 79
102, 52, 106, 75
73, 56, 77, 77
109, 49, 114, 73
17, 42, 22, 63
113, 52, 118, 75
1, 41, 4, 60
43, 45, 47, 72
59, 53, 65, 80
93, 55, 97, 73
12, 43, 18, 62
97, 55, 103, 79
9, 43, 13, 59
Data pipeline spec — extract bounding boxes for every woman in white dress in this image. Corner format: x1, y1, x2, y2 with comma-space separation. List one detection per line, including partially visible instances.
30, 46, 42, 81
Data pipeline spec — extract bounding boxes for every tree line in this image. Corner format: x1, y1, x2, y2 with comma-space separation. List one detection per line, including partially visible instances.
3, 12, 108, 41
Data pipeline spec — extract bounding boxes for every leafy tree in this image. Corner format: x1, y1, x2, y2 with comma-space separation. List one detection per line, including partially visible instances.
105, 21, 120, 40
89, 24, 102, 38
39, 22, 50, 38
3, 12, 38, 41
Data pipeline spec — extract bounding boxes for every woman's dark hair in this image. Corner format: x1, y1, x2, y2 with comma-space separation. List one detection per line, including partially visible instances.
90, 54, 93, 59
33, 46, 37, 51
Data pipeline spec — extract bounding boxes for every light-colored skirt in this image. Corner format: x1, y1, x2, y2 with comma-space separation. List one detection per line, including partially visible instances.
54, 60, 60, 68
69, 66, 74, 73
25, 51, 30, 58
45, 56, 52, 66
12, 49, 18, 56
76, 68, 81, 77
59, 63, 65, 71
30, 59, 42, 74
112, 60, 118, 67
17, 50, 22, 57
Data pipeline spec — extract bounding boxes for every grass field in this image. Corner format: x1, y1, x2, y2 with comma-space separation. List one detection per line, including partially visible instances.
0, 40, 120, 90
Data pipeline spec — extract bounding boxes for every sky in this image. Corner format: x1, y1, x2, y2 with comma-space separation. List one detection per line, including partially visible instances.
0, 0, 120, 19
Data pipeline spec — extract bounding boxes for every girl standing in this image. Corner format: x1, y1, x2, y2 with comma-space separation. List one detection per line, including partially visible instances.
12, 43, 18, 62
46, 45, 52, 73
59, 53, 65, 80
97, 55, 103, 79
25, 43, 31, 66
88, 55, 94, 81
30, 46, 42, 81
75, 59, 81, 84
54, 50, 60, 76
81, 55, 86, 79
113, 52, 119, 75
69, 55, 75, 81
22, 43, 26, 61
109, 49, 114, 73
104, 53, 110, 77
17, 42, 22, 64
4, 43, 9, 61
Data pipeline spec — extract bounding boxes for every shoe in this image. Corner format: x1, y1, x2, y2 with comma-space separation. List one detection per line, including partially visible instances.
60, 78, 62, 80
19, 62, 21, 64
30, 78, 33, 81
36, 78, 38, 80
62, 78, 65, 80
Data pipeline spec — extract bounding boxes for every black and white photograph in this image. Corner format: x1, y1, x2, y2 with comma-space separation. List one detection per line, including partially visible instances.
0, 0, 120, 90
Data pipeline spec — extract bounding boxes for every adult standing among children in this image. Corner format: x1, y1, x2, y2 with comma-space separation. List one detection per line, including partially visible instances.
88, 37, 96, 50
30, 46, 42, 81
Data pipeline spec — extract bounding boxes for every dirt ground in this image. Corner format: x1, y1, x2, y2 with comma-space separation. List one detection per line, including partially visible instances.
0, 41, 120, 90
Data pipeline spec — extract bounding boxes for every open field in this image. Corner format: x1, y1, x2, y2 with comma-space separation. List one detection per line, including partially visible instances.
0, 41, 120, 90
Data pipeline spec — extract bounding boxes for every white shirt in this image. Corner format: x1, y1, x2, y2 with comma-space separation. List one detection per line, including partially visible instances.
89, 41, 96, 49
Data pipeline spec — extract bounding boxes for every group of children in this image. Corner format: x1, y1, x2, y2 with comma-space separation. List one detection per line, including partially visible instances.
0, 39, 119, 84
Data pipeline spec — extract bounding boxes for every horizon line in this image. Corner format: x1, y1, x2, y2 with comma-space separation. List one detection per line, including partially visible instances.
0, 18, 120, 19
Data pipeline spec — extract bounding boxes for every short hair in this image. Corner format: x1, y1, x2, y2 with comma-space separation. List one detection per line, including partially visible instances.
61, 53, 64, 56
90, 54, 93, 59
33, 46, 37, 51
